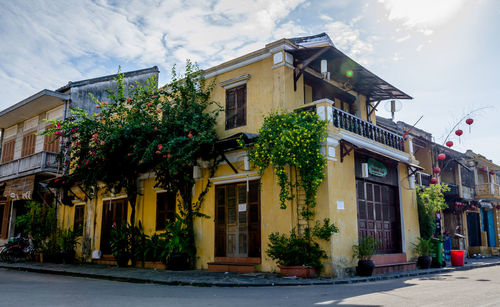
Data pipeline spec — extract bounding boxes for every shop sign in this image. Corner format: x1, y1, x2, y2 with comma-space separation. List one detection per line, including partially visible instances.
368, 158, 387, 177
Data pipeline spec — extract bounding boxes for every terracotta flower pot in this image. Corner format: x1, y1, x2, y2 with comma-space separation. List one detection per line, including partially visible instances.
279, 266, 318, 278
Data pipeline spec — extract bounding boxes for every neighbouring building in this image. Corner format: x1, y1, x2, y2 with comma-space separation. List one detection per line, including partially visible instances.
0, 67, 159, 245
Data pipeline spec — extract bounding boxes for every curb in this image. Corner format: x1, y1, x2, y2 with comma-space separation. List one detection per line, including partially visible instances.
1, 261, 500, 287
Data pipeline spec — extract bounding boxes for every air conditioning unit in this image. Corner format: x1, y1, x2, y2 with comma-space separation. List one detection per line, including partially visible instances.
361, 163, 369, 178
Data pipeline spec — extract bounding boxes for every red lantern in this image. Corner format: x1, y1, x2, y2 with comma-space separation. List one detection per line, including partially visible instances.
446, 141, 453, 148
430, 178, 438, 184
437, 153, 446, 161
455, 129, 463, 143
490, 170, 496, 175
466, 118, 473, 133
433, 167, 441, 174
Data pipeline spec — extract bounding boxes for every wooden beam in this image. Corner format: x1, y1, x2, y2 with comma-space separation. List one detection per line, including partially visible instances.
340, 140, 355, 163
294, 46, 330, 91
367, 100, 381, 119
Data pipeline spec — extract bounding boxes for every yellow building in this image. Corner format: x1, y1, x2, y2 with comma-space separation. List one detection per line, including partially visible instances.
62, 33, 421, 276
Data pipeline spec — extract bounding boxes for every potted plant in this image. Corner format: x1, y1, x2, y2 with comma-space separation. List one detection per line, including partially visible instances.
139, 234, 167, 269
59, 229, 79, 264
352, 236, 381, 276
110, 223, 131, 267
162, 215, 190, 270
267, 230, 326, 278
413, 237, 432, 269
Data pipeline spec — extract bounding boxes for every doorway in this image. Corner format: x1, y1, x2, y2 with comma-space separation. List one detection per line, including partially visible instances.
100, 198, 128, 254
215, 181, 260, 258
356, 180, 401, 253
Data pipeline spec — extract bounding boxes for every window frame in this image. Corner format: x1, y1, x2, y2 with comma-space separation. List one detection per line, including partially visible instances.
1, 139, 16, 163
156, 192, 176, 231
73, 204, 85, 237
225, 84, 247, 130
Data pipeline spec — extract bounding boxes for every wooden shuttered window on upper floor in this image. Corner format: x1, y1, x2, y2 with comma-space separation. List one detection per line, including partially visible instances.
21, 132, 36, 157
225, 85, 246, 130
44, 124, 60, 153
1, 139, 16, 163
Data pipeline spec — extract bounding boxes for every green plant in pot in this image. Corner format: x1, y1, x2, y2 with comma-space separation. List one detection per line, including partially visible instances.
161, 214, 190, 270
59, 229, 79, 264
413, 237, 432, 269
110, 223, 131, 267
352, 236, 381, 276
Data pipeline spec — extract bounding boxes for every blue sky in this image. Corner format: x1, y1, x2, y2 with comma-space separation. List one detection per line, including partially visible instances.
1, 0, 499, 164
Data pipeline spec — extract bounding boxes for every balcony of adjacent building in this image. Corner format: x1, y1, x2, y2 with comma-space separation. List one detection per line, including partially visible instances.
0, 151, 61, 181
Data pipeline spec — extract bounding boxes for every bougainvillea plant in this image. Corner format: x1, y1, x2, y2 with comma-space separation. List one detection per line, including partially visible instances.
44, 61, 221, 265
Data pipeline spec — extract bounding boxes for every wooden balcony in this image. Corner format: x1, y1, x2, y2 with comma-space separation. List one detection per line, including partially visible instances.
0, 151, 60, 181
476, 183, 500, 198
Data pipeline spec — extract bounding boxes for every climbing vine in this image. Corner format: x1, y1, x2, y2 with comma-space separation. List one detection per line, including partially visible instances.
244, 111, 327, 220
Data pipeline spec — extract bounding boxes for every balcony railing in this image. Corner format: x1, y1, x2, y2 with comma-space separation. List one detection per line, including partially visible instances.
331, 107, 405, 151
476, 183, 500, 197
0, 151, 60, 180
443, 183, 459, 197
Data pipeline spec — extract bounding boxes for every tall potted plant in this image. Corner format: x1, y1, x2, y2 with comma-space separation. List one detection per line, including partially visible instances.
413, 237, 432, 269
110, 223, 131, 267
59, 229, 79, 264
352, 236, 381, 276
162, 214, 190, 270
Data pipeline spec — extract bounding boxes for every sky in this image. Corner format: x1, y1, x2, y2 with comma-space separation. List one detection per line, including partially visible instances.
1, 0, 499, 164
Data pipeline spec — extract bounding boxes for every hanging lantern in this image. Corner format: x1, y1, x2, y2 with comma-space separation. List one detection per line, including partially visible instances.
466, 118, 473, 133
437, 153, 446, 161
490, 170, 496, 175
446, 141, 454, 148
433, 167, 441, 174
455, 129, 463, 143
430, 178, 438, 184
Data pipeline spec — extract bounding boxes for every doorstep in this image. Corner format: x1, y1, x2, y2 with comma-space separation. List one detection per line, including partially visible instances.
207, 257, 260, 273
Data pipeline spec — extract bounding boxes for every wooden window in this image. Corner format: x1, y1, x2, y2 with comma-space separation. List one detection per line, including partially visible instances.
0, 202, 10, 239
44, 124, 60, 153
1, 139, 16, 163
225, 85, 246, 130
21, 132, 36, 157
156, 192, 176, 231
73, 205, 85, 236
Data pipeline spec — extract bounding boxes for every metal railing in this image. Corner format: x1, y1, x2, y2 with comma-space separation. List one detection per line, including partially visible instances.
331, 107, 405, 151
0, 151, 60, 179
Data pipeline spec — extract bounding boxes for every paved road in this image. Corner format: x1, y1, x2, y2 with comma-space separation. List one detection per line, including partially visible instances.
0, 266, 499, 306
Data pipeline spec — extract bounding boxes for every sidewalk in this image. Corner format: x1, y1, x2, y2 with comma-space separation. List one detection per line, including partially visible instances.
1, 257, 500, 287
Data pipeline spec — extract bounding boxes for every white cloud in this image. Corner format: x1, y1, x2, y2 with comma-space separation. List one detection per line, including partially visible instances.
324, 21, 373, 58
0, 0, 307, 108
396, 35, 411, 42
379, 0, 469, 33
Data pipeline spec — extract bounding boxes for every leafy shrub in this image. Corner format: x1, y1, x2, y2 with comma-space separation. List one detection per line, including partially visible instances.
352, 236, 381, 261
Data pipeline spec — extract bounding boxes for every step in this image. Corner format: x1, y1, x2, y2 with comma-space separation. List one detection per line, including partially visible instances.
208, 257, 260, 273
373, 262, 416, 275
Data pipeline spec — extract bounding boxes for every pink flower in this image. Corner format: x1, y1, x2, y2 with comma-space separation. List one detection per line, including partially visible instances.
157, 144, 163, 150
147, 103, 152, 107
102, 101, 108, 105
56, 123, 61, 129
54, 178, 59, 183
100, 141, 105, 145
156, 109, 161, 114
96, 105, 101, 108
126, 98, 132, 102
93, 133, 98, 138
85, 161, 89, 165
156, 150, 161, 154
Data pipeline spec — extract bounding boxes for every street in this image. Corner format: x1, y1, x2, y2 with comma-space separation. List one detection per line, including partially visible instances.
0, 266, 499, 306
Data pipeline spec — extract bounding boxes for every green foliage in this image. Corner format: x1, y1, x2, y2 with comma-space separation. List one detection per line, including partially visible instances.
417, 183, 449, 239
160, 214, 191, 262
15, 201, 57, 249
352, 236, 381, 261
267, 231, 327, 269
244, 111, 327, 219
59, 229, 79, 254
143, 234, 164, 262
413, 237, 432, 257
110, 223, 132, 262
312, 218, 339, 241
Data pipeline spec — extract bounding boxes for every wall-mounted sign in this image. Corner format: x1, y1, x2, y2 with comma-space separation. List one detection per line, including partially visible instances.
368, 158, 387, 177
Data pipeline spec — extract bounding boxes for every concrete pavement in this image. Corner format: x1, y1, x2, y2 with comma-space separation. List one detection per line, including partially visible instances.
1, 256, 499, 287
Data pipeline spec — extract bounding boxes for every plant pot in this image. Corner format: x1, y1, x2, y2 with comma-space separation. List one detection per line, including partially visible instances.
417, 256, 432, 269
356, 260, 375, 277
279, 266, 318, 278
168, 253, 189, 271
137, 261, 167, 270
114, 254, 130, 267
63, 251, 76, 264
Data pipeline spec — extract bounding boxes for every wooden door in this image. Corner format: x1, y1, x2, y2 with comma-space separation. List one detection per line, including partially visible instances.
357, 180, 401, 253
215, 181, 260, 258
0, 202, 10, 239
467, 212, 481, 246
100, 199, 128, 254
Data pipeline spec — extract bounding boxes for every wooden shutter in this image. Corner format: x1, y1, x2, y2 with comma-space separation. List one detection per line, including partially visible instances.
156, 192, 176, 230
0, 203, 10, 239
44, 124, 60, 153
247, 181, 261, 257
1, 139, 16, 163
21, 133, 36, 157
215, 186, 226, 257
225, 85, 246, 130
73, 205, 85, 236
236, 85, 246, 127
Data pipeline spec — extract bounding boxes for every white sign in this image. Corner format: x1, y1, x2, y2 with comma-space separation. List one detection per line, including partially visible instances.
337, 201, 344, 210
238, 204, 247, 212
